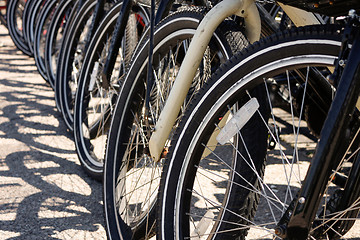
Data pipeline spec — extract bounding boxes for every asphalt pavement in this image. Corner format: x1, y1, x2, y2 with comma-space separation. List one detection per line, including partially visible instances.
0, 24, 106, 239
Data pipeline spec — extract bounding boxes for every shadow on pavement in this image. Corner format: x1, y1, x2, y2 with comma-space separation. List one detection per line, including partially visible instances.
0, 25, 106, 239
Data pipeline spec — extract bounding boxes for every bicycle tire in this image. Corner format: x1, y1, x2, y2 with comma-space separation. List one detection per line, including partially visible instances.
45, 0, 76, 89
33, 0, 58, 81
103, 8, 248, 239
21, 0, 35, 50
24, 0, 47, 55
157, 25, 360, 240
54, 0, 96, 113
72, 1, 144, 180
55, 0, 116, 130
6, 0, 31, 56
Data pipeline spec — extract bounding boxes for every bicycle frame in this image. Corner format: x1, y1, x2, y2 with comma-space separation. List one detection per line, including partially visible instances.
148, 0, 322, 161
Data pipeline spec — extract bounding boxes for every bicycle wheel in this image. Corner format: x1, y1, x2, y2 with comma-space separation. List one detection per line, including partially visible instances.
45, 0, 76, 89
6, 0, 31, 56
54, 0, 98, 113
158, 25, 360, 239
103, 9, 248, 239
33, 0, 58, 81
21, 0, 35, 49
56, 0, 118, 130
73, 1, 146, 180
24, 0, 47, 55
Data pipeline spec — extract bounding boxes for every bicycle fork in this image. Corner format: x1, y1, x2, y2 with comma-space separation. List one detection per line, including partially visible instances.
148, 0, 261, 161
147, 0, 321, 161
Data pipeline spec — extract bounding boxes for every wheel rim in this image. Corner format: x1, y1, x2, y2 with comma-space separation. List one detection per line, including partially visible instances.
171, 54, 360, 239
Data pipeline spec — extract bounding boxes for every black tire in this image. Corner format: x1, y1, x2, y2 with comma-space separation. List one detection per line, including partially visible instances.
21, 0, 35, 50
44, 0, 76, 89
157, 25, 356, 240
54, 0, 97, 113
6, 0, 31, 56
24, 0, 46, 55
103, 9, 248, 240
33, 0, 58, 81
55, 0, 116, 130
72, 1, 145, 180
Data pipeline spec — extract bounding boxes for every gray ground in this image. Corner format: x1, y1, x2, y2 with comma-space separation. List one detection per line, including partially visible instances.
0, 24, 106, 239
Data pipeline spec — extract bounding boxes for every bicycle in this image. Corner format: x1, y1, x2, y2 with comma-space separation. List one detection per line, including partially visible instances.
70, 0, 151, 181
71, 0, 246, 180
100, 0, 325, 239
157, 0, 360, 239
103, 7, 249, 239
75, 0, 315, 183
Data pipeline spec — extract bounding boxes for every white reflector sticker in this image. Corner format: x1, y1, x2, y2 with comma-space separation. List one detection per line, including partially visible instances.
216, 98, 259, 145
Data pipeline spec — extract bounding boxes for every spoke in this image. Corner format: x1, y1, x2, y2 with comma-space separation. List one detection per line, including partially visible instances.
263, 81, 297, 207
120, 175, 161, 200
293, 67, 309, 167
141, 161, 160, 212
114, 57, 167, 221
225, 126, 287, 208
117, 170, 160, 218
186, 227, 275, 240
195, 164, 284, 213
256, 102, 298, 179
202, 141, 286, 211
131, 109, 150, 147
189, 188, 278, 238
95, 102, 112, 138
335, 127, 360, 172
186, 212, 277, 239
236, 125, 279, 224
145, 216, 157, 239
312, 197, 360, 233
285, 69, 304, 206
193, 168, 211, 210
